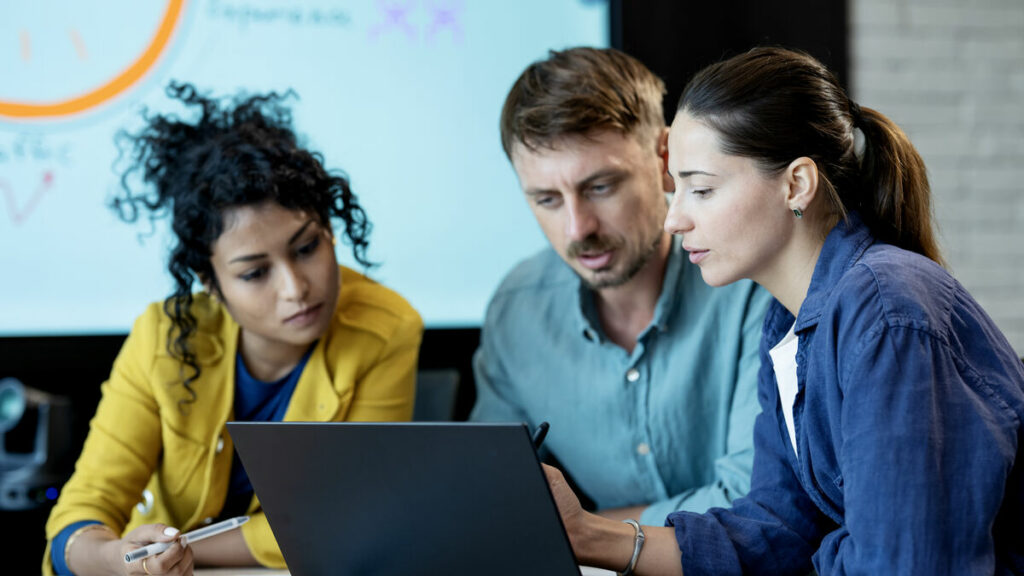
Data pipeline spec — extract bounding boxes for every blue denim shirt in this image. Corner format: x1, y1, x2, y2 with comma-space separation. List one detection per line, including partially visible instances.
667, 213, 1024, 575
472, 240, 771, 524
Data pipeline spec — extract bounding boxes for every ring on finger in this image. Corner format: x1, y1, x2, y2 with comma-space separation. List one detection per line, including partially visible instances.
142, 557, 152, 575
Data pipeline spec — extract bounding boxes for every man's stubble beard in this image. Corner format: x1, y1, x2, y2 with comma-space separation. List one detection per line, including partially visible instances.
579, 231, 663, 291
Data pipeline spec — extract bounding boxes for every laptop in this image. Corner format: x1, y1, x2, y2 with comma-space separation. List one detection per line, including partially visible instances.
227, 421, 582, 576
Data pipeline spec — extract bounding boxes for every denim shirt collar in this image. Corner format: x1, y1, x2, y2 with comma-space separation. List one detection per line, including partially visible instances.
575, 238, 684, 343
796, 211, 875, 330
764, 212, 876, 347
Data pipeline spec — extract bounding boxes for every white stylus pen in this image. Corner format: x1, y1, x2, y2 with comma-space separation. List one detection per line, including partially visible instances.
124, 515, 249, 563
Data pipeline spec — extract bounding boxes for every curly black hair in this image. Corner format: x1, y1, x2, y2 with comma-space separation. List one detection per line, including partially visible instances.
112, 82, 373, 406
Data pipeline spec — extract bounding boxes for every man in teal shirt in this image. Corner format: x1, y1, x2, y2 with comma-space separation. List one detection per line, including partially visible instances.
471, 47, 771, 525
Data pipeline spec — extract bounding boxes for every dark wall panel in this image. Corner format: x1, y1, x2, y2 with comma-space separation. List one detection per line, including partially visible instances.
612, 0, 849, 123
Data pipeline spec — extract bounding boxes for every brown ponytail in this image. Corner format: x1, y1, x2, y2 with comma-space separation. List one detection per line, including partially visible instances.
856, 106, 944, 265
677, 47, 944, 266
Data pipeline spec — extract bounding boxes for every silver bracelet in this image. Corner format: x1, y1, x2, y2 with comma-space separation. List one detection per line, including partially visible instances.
618, 518, 645, 576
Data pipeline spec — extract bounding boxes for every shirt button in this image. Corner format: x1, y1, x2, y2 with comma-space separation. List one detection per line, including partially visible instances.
636, 442, 651, 455
583, 328, 597, 342
215, 436, 225, 454
203, 517, 214, 525
626, 368, 640, 382
319, 403, 326, 411
135, 489, 154, 515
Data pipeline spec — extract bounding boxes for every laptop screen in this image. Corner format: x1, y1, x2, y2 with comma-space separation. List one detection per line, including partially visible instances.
228, 421, 581, 576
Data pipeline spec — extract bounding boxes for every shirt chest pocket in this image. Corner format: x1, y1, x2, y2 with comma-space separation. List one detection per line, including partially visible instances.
160, 425, 209, 497
821, 473, 845, 512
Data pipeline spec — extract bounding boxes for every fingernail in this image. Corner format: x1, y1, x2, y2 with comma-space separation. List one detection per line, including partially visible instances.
164, 527, 180, 536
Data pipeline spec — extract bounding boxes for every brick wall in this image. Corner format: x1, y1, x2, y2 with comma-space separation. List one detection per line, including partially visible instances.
851, 0, 1024, 355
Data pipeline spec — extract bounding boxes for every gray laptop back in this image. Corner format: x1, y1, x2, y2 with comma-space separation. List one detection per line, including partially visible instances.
227, 421, 580, 576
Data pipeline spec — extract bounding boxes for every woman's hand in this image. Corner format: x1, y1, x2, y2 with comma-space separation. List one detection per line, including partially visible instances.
66, 522, 193, 576
542, 463, 683, 575
117, 524, 193, 576
542, 464, 588, 552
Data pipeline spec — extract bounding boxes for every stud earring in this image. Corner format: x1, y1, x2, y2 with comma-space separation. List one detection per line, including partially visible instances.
792, 208, 804, 219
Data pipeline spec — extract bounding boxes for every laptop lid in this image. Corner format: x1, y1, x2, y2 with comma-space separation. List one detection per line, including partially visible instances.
227, 421, 581, 576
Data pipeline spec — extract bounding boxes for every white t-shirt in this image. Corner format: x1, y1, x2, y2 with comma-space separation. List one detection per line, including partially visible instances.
768, 322, 800, 458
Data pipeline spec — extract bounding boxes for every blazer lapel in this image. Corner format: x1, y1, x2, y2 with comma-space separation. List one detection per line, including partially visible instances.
283, 339, 342, 422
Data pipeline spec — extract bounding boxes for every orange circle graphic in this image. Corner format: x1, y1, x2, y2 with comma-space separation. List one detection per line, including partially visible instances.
0, 0, 185, 119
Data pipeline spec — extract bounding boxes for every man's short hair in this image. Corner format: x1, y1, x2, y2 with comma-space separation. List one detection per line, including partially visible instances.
499, 46, 667, 158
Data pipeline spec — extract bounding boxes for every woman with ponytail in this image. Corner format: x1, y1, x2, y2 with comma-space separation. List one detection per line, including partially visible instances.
43, 83, 423, 576
543, 47, 1023, 575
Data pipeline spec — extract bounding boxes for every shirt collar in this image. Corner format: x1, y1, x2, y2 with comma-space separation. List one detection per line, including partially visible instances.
794, 211, 875, 331
651, 238, 685, 333
576, 285, 602, 343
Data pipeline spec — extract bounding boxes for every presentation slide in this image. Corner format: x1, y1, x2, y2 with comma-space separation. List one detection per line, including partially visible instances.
0, 0, 609, 335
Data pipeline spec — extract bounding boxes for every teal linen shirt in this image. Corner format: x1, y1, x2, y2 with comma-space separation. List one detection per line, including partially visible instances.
471, 241, 771, 525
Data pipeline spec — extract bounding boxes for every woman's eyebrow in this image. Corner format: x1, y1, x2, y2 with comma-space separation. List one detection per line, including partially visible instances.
228, 220, 316, 264
676, 170, 717, 179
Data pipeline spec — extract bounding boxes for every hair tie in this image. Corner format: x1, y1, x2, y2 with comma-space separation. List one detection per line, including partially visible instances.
852, 126, 867, 166
848, 100, 867, 165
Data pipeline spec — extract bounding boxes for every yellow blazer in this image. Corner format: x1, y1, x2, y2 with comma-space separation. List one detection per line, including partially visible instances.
43, 266, 422, 573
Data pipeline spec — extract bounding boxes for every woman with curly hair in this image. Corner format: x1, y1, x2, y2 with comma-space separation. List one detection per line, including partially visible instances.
43, 83, 423, 576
